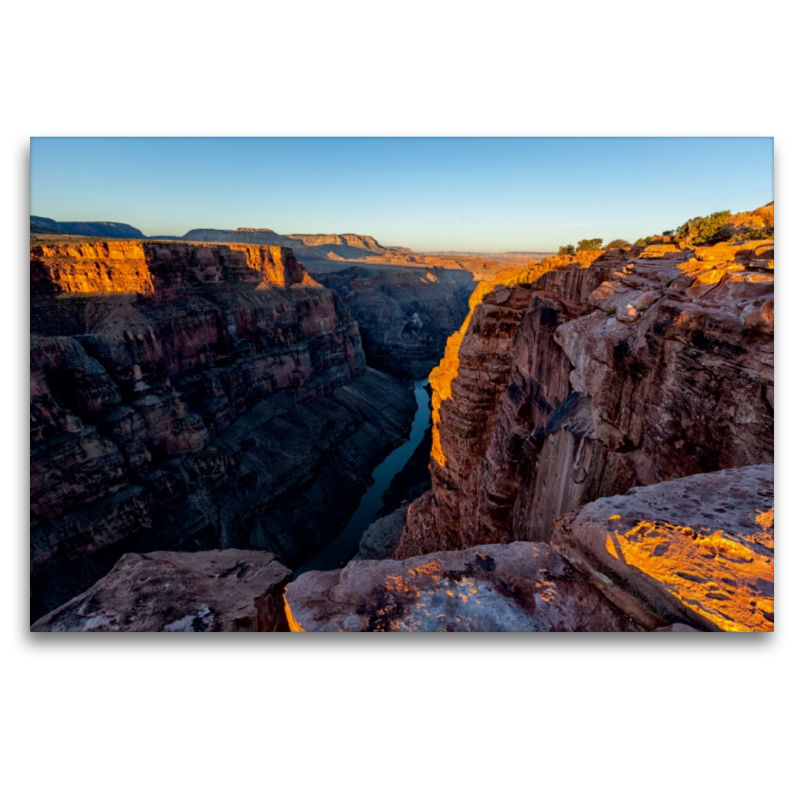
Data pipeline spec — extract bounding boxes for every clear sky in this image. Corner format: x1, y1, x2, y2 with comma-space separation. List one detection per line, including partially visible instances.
30, 137, 773, 252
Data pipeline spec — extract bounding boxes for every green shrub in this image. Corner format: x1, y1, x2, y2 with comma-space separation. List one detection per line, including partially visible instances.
675, 210, 731, 245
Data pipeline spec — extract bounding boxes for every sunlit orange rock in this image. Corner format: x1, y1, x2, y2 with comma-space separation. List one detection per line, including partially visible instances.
31, 550, 292, 632
30, 240, 316, 297
552, 464, 774, 632
397, 249, 632, 557
284, 542, 639, 632
718, 202, 774, 239
399, 218, 773, 560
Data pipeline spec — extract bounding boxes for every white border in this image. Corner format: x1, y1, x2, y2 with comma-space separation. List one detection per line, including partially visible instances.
3, 2, 796, 798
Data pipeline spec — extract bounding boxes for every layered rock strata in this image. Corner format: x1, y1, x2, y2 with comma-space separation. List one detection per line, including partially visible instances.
316, 267, 473, 378
398, 236, 774, 558
31, 240, 416, 620
285, 542, 640, 632
31, 550, 292, 632
552, 465, 774, 632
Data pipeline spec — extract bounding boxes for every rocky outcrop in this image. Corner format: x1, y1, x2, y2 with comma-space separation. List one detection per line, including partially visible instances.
352, 507, 408, 562
718, 202, 774, 239
285, 542, 640, 632
317, 267, 473, 378
552, 465, 774, 632
398, 232, 774, 558
31, 550, 292, 632
31, 239, 417, 620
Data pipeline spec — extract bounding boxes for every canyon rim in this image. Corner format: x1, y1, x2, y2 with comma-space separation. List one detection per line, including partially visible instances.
29, 137, 774, 633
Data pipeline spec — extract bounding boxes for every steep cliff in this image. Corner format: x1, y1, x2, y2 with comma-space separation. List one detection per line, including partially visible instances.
30, 239, 416, 620
398, 234, 774, 558
316, 266, 473, 378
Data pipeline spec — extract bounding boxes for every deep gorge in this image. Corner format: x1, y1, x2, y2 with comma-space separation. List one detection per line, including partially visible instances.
30, 240, 467, 621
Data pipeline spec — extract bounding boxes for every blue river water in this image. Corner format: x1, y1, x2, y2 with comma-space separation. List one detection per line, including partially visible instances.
293, 379, 431, 576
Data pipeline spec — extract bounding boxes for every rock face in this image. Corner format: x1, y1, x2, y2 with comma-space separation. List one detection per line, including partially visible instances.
31, 550, 292, 632
31, 240, 313, 295
552, 465, 774, 632
398, 233, 774, 558
181, 227, 398, 262
352, 507, 408, 562
285, 542, 640, 632
718, 202, 774, 239
30, 239, 417, 620
317, 267, 473, 378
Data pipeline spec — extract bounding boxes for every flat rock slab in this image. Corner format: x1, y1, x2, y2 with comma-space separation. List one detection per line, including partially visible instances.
552, 464, 774, 632
284, 542, 640, 632
32, 550, 292, 632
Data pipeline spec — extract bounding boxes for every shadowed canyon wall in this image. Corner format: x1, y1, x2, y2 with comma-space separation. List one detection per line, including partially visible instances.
30, 239, 417, 619
316, 267, 473, 378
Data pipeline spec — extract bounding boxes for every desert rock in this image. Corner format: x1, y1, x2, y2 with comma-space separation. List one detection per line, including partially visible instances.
552, 465, 774, 632
285, 542, 640, 632
31, 550, 292, 632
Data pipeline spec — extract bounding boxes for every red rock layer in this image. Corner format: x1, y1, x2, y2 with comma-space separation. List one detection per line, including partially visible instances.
397, 237, 774, 558
30, 241, 315, 297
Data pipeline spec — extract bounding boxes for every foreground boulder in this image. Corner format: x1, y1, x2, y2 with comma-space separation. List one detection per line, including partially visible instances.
552, 465, 774, 632
284, 542, 640, 632
31, 550, 292, 632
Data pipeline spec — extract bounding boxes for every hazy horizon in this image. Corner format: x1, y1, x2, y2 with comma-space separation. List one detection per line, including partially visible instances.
31, 137, 773, 251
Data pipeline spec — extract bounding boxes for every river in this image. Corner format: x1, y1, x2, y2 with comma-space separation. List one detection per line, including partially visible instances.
293, 379, 431, 576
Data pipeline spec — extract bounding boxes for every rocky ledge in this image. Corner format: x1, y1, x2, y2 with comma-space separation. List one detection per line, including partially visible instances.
552, 464, 774, 632
32, 550, 292, 632
285, 541, 640, 632
286, 463, 773, 632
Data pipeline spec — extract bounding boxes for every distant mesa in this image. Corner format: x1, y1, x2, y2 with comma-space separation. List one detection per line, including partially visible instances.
30, 215, 146, 239
30, 216, 542, 279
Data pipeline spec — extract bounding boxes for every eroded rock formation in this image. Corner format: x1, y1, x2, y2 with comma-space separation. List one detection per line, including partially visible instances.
317, 267, 473, 378
285, 542, 640, 632
30, 239, 416, 620
398, 234, 774, 558
552, 465, 774, 632
31, 550, 292, 632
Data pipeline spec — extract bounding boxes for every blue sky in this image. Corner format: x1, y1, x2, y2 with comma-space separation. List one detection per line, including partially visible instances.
30, 137, 773, 252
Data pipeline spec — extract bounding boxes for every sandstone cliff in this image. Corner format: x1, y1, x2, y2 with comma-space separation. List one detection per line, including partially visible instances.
397, 233, 774, 558
30, 239, 416, 621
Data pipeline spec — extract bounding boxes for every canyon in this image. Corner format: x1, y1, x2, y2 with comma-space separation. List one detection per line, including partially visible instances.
29, 205, 775, 632
30, 238, 437, 620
